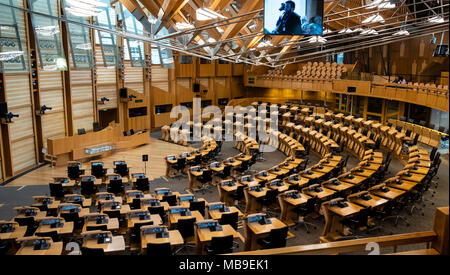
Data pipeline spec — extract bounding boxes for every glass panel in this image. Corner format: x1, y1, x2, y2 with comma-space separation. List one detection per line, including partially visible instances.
156, 27, 174, 69
200, 58, 211, 64
95, 0, 118, 67
218, 59, 229, 64
352, 96, 364, 117
0, 0, 28, 73
367, 98, 383, 114
180, 55, 193, 64
151, 48, 160, 64
386, 100, 399, 114
120, 3, 145, 67
62, 0, 93, 69
367, 114, 381, 122
28, 0, 67, 71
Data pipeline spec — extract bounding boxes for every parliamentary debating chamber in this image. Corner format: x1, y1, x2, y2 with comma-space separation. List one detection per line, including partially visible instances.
0, 0, 448, 257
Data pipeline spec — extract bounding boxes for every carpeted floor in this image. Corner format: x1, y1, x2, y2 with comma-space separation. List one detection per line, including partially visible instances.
0, 131, 448, 254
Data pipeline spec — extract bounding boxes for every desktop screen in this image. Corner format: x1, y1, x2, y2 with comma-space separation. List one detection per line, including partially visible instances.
264, 0, 324, 35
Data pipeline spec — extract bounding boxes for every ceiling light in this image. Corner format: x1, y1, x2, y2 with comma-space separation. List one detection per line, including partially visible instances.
323, 28, 332, 34
216, 27, 224, 33
175, 22, 194, 30
362, 14, 384, 24
339, 28, 354, 34
366, 0, 395, 9
0, 51, 23, 61
35, 25, 59, 36
360, 28, 378, 35
308, 36, 327, 43
428, 16, 445, 23
208, 37, 216, 43
196, 8, 227, 21
75, 43, 92, 50
353, 27, 364, 32
393, 29, 410, 36
65, 0, 106, 17
257, 41, 272, 48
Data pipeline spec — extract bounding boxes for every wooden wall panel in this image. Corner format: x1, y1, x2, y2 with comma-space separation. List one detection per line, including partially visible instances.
71, 70, 94, 132
97, 85, 117, 109
41, 112, 66, 143
3, 74, 37, 173
124, 61, 144, 93
10, 137, 36, 174
95, 45, 117, 110
4, 75, 31, 107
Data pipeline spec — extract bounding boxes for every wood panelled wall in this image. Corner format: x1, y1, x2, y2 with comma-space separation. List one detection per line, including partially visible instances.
357, 33, 449, 83
150, 56, 246, 129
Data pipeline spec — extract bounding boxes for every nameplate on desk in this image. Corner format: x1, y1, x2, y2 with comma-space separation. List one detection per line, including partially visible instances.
85, 144, 114, 155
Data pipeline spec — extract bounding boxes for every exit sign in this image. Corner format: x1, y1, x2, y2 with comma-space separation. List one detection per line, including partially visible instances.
248, 77, 255, 84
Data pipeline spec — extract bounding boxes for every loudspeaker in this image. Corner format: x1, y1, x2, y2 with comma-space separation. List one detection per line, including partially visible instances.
0, 102, 7, 118
93, 122, 101, 132
129, 129, 135, 135
77, 128, 86, 135
120, 88, 128, 98
193, 83, 200, 93
347, 86, 356, 93
142, 155, 148, 162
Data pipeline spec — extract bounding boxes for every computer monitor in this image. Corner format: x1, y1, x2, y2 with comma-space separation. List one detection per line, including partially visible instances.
264, 0, 324, 35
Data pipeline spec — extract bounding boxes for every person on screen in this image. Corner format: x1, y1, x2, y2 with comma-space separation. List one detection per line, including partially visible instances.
273, 1, 302, 35
306, 16, 322, 35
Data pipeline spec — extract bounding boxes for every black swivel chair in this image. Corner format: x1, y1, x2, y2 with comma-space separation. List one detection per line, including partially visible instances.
114, 164, 129, 178
175, 218, 196, 254
430, 147, 438, 162
161, 194, 177, 206
189, 200, 206, 217
80, 181, 96, 197
91, 165, 107, 179
131, 221, 153, 243
81, 247, 104, 255
438, 126, 446, 133
405, 133, 419, 147
293, 196, 318, 233
206, 235, 234, 255
173, 158, 187, 178
86, 225, 108, 231
35, 231, 59, 242
234, 160, 250, 174
341, 207, 370, 235
134, 178, 149, 192
130, 198, 142, 210
216, 165, 232, 180
230, 185, 245, 207
14, 217, 36, 236
218, 212, 239, 230
49, 183, 65, 199
60, 212, 83, 230
146, 242, 172, 256
148, 206, 167, 224
256, 189, 279, 216
103, 210, 121, 219
256, 226, 288, 249
68, 165, 83, 180
107, 180, 124, 195
196, 169, 213, 194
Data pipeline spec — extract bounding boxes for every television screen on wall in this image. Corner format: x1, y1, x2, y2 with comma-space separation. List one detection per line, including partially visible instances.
264, 0, 324, 35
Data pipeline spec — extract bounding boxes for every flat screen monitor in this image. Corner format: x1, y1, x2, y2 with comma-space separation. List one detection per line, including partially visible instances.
264, 0, 324, 35
433, 45, 449, 57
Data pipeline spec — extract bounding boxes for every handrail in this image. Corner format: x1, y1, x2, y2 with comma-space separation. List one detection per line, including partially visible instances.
229, 231, 437, 255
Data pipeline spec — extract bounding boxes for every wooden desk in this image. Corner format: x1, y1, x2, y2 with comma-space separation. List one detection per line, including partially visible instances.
350, 195, 388, 209
82, 218, 120, 232
371, 188, 405, 200
312, 165, 336, 174
303, 187, 335, 200
0, 224, 27, 241
82, 236, 125, 254
219, 182, 243, 206
353, 168, 377, 178
363, 163, 382, 171
387, 180, 420, 191
339, 174, 367, 185
400, 173, 426, 183
101, 204, 131, 216
279, 193, 311, 226
35, 222, 74, 236
196, 224, 241, 255
323, 181, 354, 192
245, 218, 288, 251
140, 230, 183, 254
284, 176, 310, 188
168, 210, 204, 229
255, 173, 277, 182
327, 202, 363, 217
16, 242, 63, 255
127, 214, 163, 229
246, 187, 270, 214
409, 166, 430, 175
302, 171, 326, 180
14, 211, 47, 221
208, 206, 244, 220
179, 198, 207, 209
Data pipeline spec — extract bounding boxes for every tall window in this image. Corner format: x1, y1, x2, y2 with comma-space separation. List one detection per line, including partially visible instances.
94, 0, 118, 67
0, 0, 28, 73
119, 3, 145, 67
62, 0, 93, 69
28, 0, 66, 70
